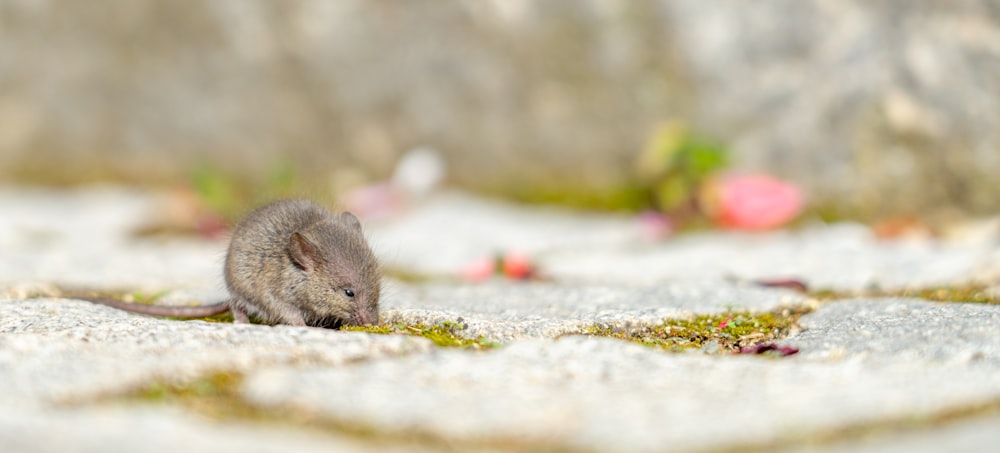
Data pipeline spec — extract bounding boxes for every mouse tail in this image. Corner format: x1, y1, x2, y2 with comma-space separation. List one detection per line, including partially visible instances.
77, 297, 231, 318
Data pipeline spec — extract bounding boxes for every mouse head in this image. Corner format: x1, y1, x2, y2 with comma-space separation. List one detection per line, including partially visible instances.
287, 212, 381, 328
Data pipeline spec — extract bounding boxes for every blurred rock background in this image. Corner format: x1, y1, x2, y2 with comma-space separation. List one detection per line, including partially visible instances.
1, 0, 998, 221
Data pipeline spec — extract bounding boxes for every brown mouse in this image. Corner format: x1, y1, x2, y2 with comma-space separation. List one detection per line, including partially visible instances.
81, 199, 381, 328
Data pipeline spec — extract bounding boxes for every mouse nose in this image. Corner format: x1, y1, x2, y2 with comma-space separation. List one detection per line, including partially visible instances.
355, 310, 373, 326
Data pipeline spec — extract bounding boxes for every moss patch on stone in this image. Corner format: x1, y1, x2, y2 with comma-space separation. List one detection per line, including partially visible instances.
584, 307, 809, 353
345, 321, 500, 350
123, 372, 396, 440
811, 284, 1000, 305
133, 372, 251, 419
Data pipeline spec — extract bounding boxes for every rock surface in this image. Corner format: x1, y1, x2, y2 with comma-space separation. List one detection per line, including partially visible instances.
0, 406, 443, 453
244, 337, 1000, 453
0, 298, 431, 408
2, 186, 1000, 452
783, 298, 1000, 366
4, 2, 1000, 216
373, 192, 1000, 291
381, 280, 805, 343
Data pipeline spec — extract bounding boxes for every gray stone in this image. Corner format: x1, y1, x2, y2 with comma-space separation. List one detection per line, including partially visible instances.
542, 224, 997, 290
243, 336, 1000, 453
780, 415, 1000, 453
4, 186, 998, 295
0, 187, 225, 291
0, 298, 431, 407
371, 194, 1000, 290
0, 406, 449, 453
4, 187, 1000, 453
783, 298, 1000, 367
368, 192, 637, 275
381, 280, 805, 343
4, 3, 1000, 216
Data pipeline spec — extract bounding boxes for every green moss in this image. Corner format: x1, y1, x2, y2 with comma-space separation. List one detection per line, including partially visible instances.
132, 372, 251, 419
345, 321, 500, 350
638, 123, 729, 216
189, 158, 326, 223
124, 372, 377, 432
495, 181, 653, 213
193, 312, 236, 323
811, 284, 999, 305
796, 203, 855, 225
584, 308, 808, 353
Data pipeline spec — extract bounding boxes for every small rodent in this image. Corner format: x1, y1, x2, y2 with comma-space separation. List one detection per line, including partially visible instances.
82, 199, 381, 328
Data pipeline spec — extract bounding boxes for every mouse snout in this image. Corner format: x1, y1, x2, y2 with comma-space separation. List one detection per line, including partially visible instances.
354, 308, 376, 326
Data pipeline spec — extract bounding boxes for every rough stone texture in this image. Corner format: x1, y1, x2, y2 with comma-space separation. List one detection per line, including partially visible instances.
665, 1, 1000, 216
779, 415, 1000, 453
542, 226, 999, 290
244, 336, 1000, 453
9, 187, 999, 296
369, 192, 638, 275
371, 193, 1000, 291
381, 280, 805, 343
0, 298, 431, 407
0, 406, 446, 453
2, 2, 1000, 215
3, 187, 1000, 452
783, 298, 1000, 366
0, 187, 225, 291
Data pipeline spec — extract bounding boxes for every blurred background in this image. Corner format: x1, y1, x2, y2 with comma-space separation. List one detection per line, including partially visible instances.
2, 0, 999, 228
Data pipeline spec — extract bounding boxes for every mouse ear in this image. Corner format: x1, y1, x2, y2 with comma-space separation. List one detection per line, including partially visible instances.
288, 232, 320, 273
340, 212, 363, 232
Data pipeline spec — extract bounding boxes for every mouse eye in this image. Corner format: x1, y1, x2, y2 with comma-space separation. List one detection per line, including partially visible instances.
343, 288, 355, 298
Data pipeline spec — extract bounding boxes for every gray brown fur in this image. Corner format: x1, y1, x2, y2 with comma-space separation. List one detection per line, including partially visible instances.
83, 199, 381, 328
225, 199, 380, 328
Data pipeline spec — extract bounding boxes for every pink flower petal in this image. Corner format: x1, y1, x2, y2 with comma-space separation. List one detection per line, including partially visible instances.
713, 174, 803, 230
636, 211, 674, 240
461, 258, 497, 282
342, 183, 407, 222
502, 251, 535, 280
